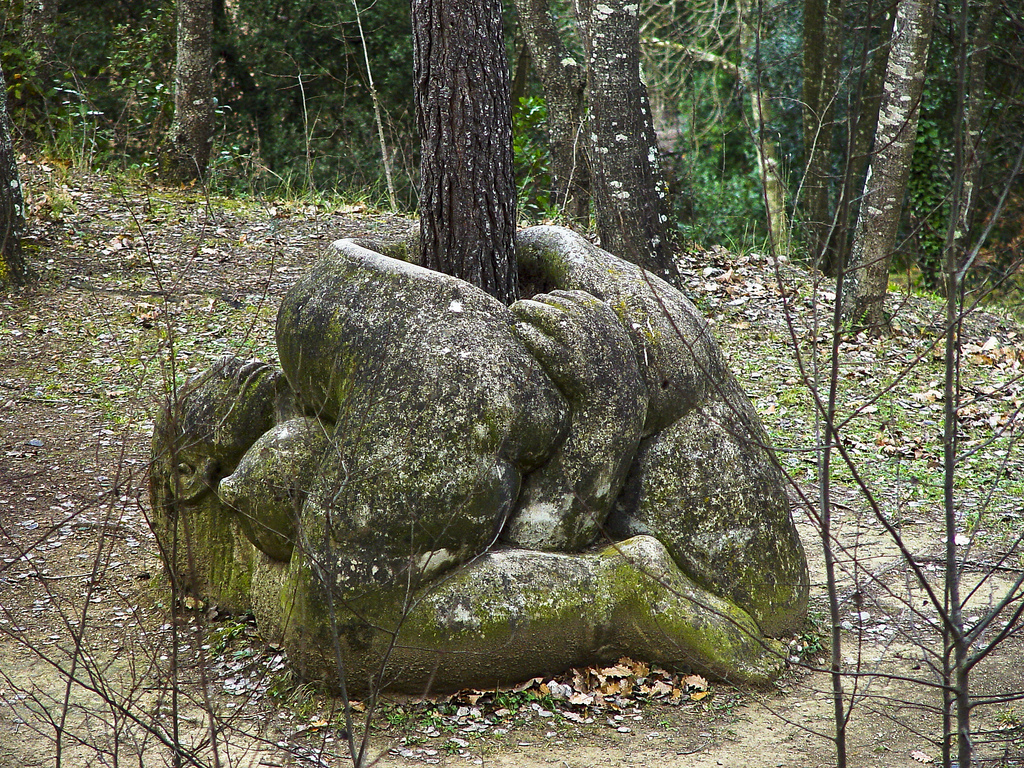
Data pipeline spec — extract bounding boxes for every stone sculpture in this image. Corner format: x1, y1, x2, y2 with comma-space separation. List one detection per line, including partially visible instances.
150, 225, 809, 695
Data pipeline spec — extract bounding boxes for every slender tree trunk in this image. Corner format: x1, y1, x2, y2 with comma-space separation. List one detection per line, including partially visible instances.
164, 0, 214, 182
842, 0, 936, 332
513, 0, 590, 223
351, 0, 397, 210
832, 0, 894, 277
413, 0, 518, 304
737, 0, 791, 256
940, 7, 996, 761
578, 0, 673, 276
511, 42, 532, 105
0, 67, 29, 290
947, 0, 996, 279
801, 0, 843, 268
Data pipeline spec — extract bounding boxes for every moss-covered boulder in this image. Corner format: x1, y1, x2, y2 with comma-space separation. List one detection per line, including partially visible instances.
516, 225, 726, 435
149, 226, 807, 696
503, 290, 647, 550
217, 418, 330, 563
276, 241, 570, 599
267, 535, 781, 696
149, 356, 297, 610
611, 398, 807, 635
516, 227, 808, 634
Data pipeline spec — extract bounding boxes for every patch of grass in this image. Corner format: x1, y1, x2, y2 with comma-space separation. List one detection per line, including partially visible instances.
266, 676, 321, 718
492, 690, 526, 715
208, 614, 255, 656
795, 611, 828, 660
419, 706, 457, 733
996, 708, 1020, 728
379, 702, 411, 730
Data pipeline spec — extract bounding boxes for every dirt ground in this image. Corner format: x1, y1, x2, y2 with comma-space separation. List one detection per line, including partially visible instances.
1, 166, 1022, 767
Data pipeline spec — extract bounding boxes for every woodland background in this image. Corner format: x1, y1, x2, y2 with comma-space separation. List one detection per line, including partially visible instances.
1, 1, 1024, 767
3, 0, 1022, 303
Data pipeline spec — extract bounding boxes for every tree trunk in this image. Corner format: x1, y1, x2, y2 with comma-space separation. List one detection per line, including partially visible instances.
0, 67, 29, 290
831, 3, 895, 278
579, 0, 673, 277
164, 0, 214, 182
940, 6, 997, 768
513, 0, 590, 223
801, 0, 843, 268
946, 0, 997, 282
737, 0, 791, 257
842, 0, 936, 332
413, 0, 518, 305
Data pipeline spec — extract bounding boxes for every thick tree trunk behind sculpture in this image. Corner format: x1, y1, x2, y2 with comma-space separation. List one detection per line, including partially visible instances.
413, 0, 518, 305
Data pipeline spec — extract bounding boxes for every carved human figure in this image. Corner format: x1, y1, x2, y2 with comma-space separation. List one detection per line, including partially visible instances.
150, 226, 808, 695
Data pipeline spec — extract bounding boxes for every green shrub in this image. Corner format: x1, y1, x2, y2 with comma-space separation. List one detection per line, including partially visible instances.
513, 95, 554, 220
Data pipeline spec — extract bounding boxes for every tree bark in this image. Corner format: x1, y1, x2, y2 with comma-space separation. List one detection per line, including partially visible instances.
831, 2, 895, 278
842, 0, 936, 332
413, 0, 518, 304
946, 0, 997, 282
801, 0, 843, 268
737, 0, 791, 256
579, 0, 673, 276
513, 0, 590, 223
0, 66, 29, 290
164, 0, 214, 182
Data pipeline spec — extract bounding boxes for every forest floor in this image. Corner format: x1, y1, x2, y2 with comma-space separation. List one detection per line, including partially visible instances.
1, 162, 1023, 768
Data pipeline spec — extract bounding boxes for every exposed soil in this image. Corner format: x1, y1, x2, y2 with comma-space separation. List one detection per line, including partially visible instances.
1, 164, 1022, 768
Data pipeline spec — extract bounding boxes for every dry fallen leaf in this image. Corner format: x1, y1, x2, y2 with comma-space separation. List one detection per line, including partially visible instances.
623, 658, 649, 677
683, 674, 708, 692
601, 663, 633, 678
514, 676, 543, 692
651, 680, 673, 697
337, 203, 367, 215
713, 268, 735, 283
910, 749, 932, 763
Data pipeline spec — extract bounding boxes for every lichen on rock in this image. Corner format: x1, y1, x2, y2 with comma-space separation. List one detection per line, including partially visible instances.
149, 225, 808, 695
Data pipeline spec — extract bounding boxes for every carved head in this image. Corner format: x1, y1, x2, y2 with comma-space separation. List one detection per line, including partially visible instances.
151, 356, 284, 510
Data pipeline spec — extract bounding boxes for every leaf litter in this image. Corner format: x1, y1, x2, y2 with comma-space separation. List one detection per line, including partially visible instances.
3, 164, 1024, 767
